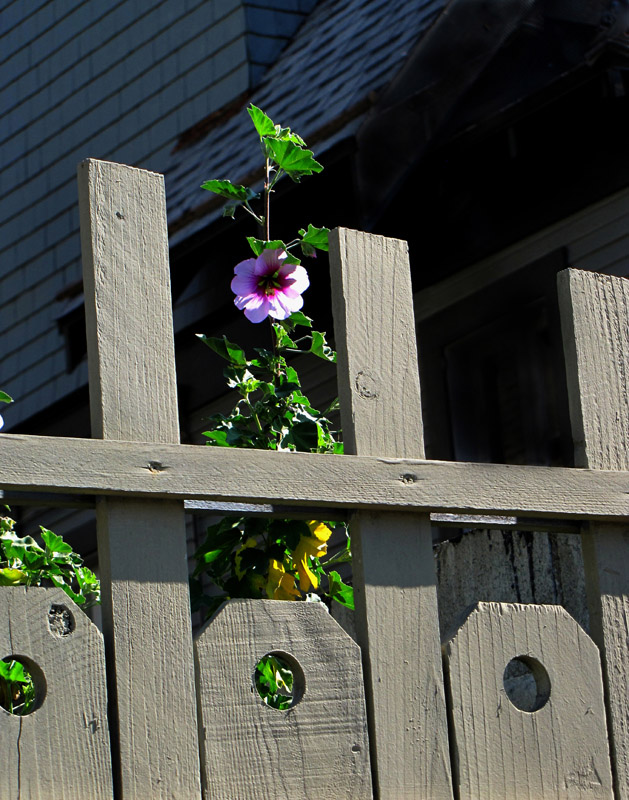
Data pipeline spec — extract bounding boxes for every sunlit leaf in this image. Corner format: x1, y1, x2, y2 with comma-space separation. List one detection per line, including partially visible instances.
246, 237, 285, 256
265, 138, 323, 181
41, 528, 73, 556
200, 180, 258, 202
0, 568, 26, 586
328, 571, 354, 610
298, 224, 330, 252
248, 104, 277, 138
288, 311, 312, 328
310, 330, 336, 362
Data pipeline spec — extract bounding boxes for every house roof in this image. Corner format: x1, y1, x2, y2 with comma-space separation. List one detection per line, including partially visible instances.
165, 0, 445, 247
5, 0, 625, 432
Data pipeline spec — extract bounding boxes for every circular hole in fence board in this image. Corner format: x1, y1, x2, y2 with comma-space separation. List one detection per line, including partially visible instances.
0, 655, 46, 716
503, 655, 551, 712
252, 650, 305, 711
48, 603, 75, 637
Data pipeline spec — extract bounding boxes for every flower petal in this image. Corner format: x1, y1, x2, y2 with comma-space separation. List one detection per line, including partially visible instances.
269, 291, 303, 319
243, 295, 271, 323
259, 248, 287, 273
279, 263, 309, 294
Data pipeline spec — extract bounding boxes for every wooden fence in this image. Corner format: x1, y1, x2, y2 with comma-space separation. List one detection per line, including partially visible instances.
1, 159, 628, 799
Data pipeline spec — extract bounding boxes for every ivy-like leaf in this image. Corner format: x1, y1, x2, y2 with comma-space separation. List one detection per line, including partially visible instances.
49, 573, 84, 605
202, 430, 229, 447
298, 224, 330, 252
41, 528, 73, 557
287, 311, 312, 328
310, 330, 337, 362
248, 104, 277, 138
0, 659, 28, 683
0, 392, 12, 404
74, 566, 100, 607
0, 568, 27, 586
328, 571, 354, 610
197, 335, 247, 366
265, 139, 323, 181
200, 180, 258, 202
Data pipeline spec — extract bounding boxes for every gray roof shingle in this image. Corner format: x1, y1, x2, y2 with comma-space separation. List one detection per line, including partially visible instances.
166, 0, 444, 246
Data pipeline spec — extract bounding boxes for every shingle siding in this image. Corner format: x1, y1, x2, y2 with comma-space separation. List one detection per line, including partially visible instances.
1, 0, 443, 429
1, 0, 260, 429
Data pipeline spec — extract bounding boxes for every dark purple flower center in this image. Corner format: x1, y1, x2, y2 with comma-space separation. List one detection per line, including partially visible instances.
258, 270, 283, 296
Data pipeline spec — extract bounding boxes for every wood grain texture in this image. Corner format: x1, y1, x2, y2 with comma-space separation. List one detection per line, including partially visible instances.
195, 600, 372, 799
4, 433, 629, 520
78, 159, 201, 799
0, 587, 113, 799
444, 602, 613, 800
78, 158, 179, 443
559, 267, 629, 799
329, 228, 453, 798
329, 228, 424, 459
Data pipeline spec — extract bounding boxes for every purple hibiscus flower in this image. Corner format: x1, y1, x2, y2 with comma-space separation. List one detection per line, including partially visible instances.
231, 248, 310, 323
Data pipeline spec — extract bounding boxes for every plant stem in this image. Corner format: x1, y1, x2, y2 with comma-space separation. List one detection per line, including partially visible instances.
265, 157, 271, 241
243, 202, 264, 226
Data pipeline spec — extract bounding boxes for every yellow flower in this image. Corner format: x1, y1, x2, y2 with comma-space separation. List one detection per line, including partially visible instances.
266, 558, 300, 601
291, 521, 332, 592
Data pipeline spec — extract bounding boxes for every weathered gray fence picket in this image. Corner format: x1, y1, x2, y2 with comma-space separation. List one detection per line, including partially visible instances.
1, 158, 629, 800
559, 269, 629, 800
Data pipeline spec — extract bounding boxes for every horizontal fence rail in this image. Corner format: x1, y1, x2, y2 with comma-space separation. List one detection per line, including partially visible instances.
2, 433, 629, 521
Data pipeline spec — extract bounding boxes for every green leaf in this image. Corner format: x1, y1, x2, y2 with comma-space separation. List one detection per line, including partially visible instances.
1, 533, 44, 566
328, 571, 354, 610
298, 224, 330, 252
265, 139, 323, 182
246, 237, 286, 256
276, 127, 306, 147
202, 430, 230, 447
74, 566, 100, 606
0, 568, 26, 586
288, 311, 312, 328
0, 392, 12, 404
310, 330, 337, 362
248, 104, 277, 138
285, 418, 320, 451
197, 335, 247, 366
194, 520, 243, 577
0, 659, 28, 683
273, 324, 297, 350
41, 528, 73, 556
200, 180, 258, 203
49, 574, 84, 605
